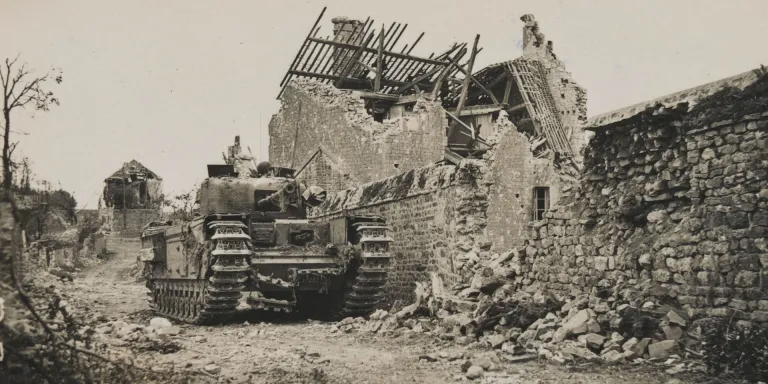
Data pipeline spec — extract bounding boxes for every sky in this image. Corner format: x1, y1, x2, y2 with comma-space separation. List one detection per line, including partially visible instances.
2, 0, 767, 208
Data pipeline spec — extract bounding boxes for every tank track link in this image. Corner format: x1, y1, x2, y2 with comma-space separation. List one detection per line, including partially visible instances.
341, 222, 394, 317
147, 220, 252, 324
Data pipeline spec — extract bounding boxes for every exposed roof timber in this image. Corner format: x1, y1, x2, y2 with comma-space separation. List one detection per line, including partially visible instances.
510, 59, 573, 157
353, 91, 401, 102
309, 37, 447, 67
288, 70, 434, 89
393, 94, 420, 105
466, 70, 508, 101
335, 32, 376, 88
447, 35, 481, 140
277, 8, 479, 99
450, 104, 506, 116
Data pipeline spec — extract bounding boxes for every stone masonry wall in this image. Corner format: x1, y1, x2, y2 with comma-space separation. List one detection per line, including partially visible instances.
101, 208, 162, 238
483, 114, 568, 252
269, 78, 448, 194
516, 75, 768, 323
310, 161, 489, 305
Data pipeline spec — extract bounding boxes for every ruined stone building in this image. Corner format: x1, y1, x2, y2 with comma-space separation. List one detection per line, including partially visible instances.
520, 67, 768, 323
100, 160, 164, 237
269, 8, 586, 300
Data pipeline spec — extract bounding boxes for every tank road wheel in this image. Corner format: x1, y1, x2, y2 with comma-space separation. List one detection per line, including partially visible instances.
341, 222, 394, 318
146, 220, 252, 324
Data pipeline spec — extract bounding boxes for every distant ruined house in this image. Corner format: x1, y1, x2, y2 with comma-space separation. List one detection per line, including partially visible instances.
102, 160, 164, 209
100, 160, 164, 238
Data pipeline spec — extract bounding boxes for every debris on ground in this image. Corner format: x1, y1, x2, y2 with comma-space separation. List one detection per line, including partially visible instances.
338, 272, 712, 377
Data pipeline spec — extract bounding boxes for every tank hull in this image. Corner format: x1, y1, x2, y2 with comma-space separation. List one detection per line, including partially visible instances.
140, 212, 393, 323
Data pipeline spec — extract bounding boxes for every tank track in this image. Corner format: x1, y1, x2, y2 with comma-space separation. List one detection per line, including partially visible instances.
341, 222, 394, 317
146, 220, 252, 324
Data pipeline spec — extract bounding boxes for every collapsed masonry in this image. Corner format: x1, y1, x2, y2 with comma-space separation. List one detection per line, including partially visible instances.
270, 11, 586, 286
100, 160, 164, 237
271, 9, 586, 185
322, 67, 768, 374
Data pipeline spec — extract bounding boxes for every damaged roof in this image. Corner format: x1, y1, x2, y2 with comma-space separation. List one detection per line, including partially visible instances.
106, 160, 162, 181
276, 7, 476, 99
585, 66, 766, 130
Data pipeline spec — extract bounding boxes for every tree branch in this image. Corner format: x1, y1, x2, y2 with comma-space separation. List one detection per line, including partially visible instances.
2, 55, 21, 96
7, 63, 30, 103
10, 75, 45, 109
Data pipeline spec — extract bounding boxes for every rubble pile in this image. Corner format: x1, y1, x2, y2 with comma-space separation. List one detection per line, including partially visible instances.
338, 274, 710, 374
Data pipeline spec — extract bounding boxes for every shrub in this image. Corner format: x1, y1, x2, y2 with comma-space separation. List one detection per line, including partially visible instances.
700, 316, 768, 382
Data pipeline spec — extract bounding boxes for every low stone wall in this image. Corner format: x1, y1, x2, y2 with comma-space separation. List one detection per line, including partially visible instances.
517, 75, 768, 323
310, 161, 489, 305
101, 208, 162, 238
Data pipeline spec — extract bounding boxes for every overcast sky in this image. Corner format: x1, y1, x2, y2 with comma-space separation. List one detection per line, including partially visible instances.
2, 0, 767, 208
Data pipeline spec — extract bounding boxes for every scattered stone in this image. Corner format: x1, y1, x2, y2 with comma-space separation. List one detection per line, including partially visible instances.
203, 364, 221, 375
648, 340, 680, 359
622, 337, 639, 352
633, 338, 651, 356
562, 309, 590, 335
149, 317, 172, 329
156, 326, 181, 336
562, 346, 599, 361
662, 325, 683, 341
487, 334, 507, 349
602, 350, 625, 363
666, 310, 687, 326
593, 303, 610, 313
585, 333, 605, 348
465, 366, 484, 380
502, 354, 537, 364
419, 354, 438, 362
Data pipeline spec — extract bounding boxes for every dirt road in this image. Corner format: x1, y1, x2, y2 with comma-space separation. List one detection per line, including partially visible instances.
56, 236, 702, 384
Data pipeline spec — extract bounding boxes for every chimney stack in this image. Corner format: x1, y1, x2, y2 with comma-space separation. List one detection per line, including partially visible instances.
331, 17, 366, 77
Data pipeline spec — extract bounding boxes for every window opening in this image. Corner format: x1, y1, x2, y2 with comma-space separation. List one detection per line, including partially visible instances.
533, 187, 550, 221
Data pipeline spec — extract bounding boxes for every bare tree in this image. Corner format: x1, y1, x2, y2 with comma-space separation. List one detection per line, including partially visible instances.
0, 55, 63, 190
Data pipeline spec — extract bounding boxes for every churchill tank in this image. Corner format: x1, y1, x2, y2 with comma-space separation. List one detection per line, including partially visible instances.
138, 159, 394, 324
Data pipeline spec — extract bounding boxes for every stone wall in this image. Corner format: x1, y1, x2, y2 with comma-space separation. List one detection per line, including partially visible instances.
269, 78, 448, 194
483, 114, 570, 252
310, 161, 490, 304
101, 208, 162, 238
516, 73, 768, 323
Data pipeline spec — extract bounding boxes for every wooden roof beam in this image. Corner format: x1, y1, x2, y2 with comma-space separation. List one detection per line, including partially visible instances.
307, 37, 448, 66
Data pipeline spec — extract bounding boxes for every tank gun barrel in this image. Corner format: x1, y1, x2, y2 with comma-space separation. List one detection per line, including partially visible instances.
257, 181, 297, 210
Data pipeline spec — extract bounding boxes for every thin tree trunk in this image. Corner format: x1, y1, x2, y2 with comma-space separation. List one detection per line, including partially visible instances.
3, 109, 11, 190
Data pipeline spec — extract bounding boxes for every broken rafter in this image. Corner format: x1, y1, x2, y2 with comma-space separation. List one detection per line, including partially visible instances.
430, 47, 467, 99
502, 73, 513, 104
280, 7, 326, 88
393, 65, 444, 94
289, 69, 433, 89
446, 35, 480, 142
334, 32, 376, 88
375, 23, 385, 92
306, 37, 448, 66
277, 7, 328, 99
466, 70, 507, 103
451, 61, 498, 104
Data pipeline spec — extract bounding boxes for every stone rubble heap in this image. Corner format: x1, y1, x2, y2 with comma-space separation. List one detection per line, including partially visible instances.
338, 274, 710, 378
